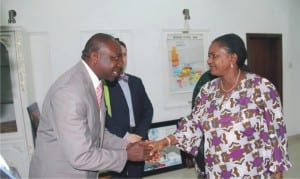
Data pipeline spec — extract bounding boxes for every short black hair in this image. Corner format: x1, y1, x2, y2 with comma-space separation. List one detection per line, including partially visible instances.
81, 33, 115, 60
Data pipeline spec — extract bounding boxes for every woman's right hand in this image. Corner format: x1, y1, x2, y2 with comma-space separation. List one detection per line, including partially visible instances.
142, 140, 160, 162
145, 136, 173, 162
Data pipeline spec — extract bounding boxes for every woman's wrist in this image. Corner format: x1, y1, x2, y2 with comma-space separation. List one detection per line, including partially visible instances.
165, 136, 171, 147
160, 135, 174, 149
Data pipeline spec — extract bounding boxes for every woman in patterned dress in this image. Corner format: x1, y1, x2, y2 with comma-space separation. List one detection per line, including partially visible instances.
148, 33, 291, 178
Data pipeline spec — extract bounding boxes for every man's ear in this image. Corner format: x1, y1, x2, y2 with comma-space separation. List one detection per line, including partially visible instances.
91, 51, 99, 66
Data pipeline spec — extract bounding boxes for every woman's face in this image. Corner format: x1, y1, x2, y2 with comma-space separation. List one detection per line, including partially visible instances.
207, 41, 234, 77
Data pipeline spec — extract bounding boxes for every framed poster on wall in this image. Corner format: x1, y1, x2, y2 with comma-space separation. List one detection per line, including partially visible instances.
163, 30, 208, 109
143, 119, 186, 177
167, 32, 206, 94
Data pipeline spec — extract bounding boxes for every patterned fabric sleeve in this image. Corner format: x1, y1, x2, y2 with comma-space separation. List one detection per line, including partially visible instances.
191, 71, 216, 109
258, 77, 292, 172
174, 82, 210, 156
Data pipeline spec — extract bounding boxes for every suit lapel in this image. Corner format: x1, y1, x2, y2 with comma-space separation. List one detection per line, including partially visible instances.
79, 62, 106, 147
127, 76, 137, 121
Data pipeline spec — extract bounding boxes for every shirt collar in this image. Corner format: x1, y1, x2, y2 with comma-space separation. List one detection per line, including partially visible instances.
119, 73, 129, 82
81, 60, 101, 89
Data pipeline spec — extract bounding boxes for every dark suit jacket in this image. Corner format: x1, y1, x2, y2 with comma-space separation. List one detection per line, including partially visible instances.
105, 74, 153, 140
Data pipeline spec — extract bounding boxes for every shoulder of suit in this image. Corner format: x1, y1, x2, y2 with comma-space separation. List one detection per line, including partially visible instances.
125, 73, 141, 81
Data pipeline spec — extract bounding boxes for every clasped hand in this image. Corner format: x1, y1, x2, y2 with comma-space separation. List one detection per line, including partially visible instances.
126, 140, 162, 162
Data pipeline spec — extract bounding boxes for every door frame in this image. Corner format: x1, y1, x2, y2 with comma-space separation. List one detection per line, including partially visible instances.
246, 33, 283, 102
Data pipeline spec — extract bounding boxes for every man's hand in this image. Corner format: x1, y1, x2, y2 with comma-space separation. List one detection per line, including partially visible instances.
126, 141, 152, 161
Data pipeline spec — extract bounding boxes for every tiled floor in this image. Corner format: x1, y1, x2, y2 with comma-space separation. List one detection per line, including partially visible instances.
145, 134, 300, 179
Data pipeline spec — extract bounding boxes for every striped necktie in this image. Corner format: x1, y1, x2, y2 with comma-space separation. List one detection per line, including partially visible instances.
96, 82, 103, 108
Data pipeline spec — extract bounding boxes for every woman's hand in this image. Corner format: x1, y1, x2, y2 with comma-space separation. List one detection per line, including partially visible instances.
144, 135, 176, 162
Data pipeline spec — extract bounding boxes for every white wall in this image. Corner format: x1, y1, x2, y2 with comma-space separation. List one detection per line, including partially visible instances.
1, 0, 300, 136
285, 0, 300, 136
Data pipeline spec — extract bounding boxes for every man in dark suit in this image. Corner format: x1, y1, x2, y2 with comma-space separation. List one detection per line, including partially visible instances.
29, 33, 149, 178
105, 39, 153, 178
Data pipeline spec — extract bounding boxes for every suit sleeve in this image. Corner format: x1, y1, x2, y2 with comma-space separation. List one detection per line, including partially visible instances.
50, 86, 127, 172
102, 128, 129, 149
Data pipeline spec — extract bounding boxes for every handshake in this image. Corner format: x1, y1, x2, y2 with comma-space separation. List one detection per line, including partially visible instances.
126, 140, 166, 162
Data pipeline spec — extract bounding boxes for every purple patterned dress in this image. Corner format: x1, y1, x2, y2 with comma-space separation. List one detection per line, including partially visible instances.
175, 73, 291, 178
